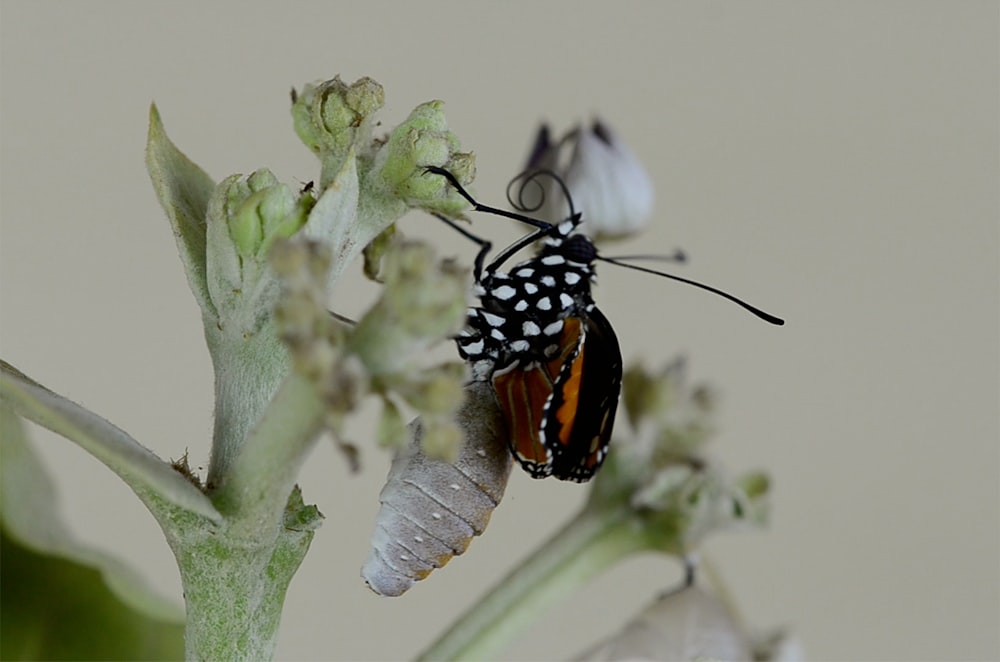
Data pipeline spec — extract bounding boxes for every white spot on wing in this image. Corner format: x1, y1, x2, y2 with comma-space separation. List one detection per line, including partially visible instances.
543, 320, 564, 335
523, 321, 541, 336
559, 293, 574, 309
492, 285, 516, 300
537, 297, 552, 311
542, 254, 566, 266
564, 272, 581, 285
482, 312, 505, 327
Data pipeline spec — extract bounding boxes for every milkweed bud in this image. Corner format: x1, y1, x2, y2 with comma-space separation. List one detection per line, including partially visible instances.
374, 101, 475, 216
348, 241, 468, 376
224, 170, 310, 259
587, 360, 769, 553
291, 76, 385, 169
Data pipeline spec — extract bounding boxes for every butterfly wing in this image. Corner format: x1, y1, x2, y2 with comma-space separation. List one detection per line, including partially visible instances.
492, 316, 586, 478
492, 310, 621, 483
546, 307, 622, 482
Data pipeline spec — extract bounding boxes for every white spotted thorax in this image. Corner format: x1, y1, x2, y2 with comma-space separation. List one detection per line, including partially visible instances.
456, 218, 598, 381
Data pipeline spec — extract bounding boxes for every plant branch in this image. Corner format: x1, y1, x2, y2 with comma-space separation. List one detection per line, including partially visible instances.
418, 504, 647, 661
207, 371, 325, 535
0, 360, 220, 523
203, 323, 291, 490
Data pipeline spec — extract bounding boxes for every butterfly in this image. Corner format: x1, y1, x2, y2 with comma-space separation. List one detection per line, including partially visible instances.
427, 167, 784, 482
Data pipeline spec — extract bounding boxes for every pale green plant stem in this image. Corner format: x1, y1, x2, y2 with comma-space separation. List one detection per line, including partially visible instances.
210, 372, 325, 533
418, 504, 648, 661
205, 323, 290, 491
166, 373, 325, 661
166, 514, 313, 662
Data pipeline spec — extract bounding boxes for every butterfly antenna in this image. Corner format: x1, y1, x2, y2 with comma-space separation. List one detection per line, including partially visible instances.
506, 168, 577, 220
601, 249, 688, 264
424, 166, 555, 232
600, 257, 785, 325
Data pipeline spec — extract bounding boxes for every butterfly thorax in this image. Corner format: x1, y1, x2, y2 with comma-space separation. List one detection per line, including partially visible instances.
457, 231, 599, 381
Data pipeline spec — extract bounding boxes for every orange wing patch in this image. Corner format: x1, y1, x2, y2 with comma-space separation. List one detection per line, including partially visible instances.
492, 317, 585, 477
493, 364, 551, 468
552, 337, 585, 446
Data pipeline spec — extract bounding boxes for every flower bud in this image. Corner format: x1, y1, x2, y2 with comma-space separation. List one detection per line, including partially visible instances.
348, 240, 468, 376
225, 170, 309, 259
587, 360, 769, 552
524, 119, 654, 239
270, 238, 336, 370
374, 101, 475, 216
622, 360, 668, 430
291, 76, 385, 167
391, 363, 467, 416
377, 397, 408, 449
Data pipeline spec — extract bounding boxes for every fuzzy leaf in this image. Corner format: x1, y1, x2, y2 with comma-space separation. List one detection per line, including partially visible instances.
0, 412, 184, 660
303, 149, 361, 285
146, 104, 218, 318
0, 360, 221, 522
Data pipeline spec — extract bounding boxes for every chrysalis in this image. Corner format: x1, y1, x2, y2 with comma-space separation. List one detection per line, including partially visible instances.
362, 381, 511, 596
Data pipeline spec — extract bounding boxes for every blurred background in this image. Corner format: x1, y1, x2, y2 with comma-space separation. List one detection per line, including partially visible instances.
2, 2, 997, 659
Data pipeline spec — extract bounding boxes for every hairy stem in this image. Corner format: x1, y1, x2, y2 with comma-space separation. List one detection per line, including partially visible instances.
166, 508, 313, 662
209, 372, 324, 535
205, 323, 290, 490
418, 504, 646, 661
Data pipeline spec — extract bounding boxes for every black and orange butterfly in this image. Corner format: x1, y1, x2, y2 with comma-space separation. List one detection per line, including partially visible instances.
427, 167, 783, 482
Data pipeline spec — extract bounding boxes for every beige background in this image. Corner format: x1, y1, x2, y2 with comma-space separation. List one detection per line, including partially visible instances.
2, 2, 997, 660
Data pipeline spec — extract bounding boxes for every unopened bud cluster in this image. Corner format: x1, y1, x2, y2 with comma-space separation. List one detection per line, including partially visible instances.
224, 170, 313, 259
271, 236, 469, 463
291, 77, 475, 218
589, 360, 770, 553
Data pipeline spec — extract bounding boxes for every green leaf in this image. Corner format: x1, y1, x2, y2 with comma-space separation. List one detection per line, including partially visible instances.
0, 360, 221, 522
146, 103, 218, 319
0, 412, 184, 661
